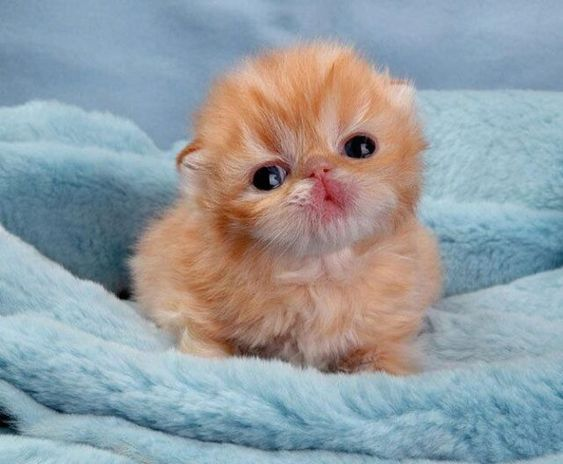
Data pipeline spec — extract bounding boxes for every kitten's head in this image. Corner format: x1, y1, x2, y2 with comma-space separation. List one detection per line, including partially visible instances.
178, 43, 426, 256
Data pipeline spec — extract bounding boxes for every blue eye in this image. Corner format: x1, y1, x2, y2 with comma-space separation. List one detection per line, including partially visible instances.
343, 135, 377, 159
252, 165, 287, 191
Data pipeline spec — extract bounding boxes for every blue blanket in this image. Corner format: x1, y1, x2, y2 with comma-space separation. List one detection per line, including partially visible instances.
0, 93, 562, 463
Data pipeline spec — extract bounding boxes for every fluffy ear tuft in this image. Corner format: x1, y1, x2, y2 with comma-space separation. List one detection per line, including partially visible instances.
387, 78, 416, 112
176, 139, 203, 171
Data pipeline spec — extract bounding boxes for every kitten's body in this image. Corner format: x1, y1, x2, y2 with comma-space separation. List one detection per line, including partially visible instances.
134, 209, 439, 373
132, 43, 441, 374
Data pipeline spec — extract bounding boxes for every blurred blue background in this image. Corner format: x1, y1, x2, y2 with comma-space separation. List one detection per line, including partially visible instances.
1, 0, 562, 147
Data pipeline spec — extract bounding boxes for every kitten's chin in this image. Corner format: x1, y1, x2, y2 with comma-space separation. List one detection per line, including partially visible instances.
252, 187, 400, 257
255, 212, 391, 258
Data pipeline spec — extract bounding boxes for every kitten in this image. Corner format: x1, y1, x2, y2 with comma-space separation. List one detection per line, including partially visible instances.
131, 43, 442, 374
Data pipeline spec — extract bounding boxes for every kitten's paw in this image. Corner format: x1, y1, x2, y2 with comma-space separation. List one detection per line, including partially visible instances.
334, 345, 418, 375
333, 348, 376, 373
178, 330, 234, 358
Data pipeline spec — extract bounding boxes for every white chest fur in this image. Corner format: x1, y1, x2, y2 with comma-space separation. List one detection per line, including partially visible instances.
266, 248, 365, 369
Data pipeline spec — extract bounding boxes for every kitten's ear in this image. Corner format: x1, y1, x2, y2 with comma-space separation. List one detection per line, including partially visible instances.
388, 78, 416, 112
176, 139, 206, 197
176, 139, 204, 171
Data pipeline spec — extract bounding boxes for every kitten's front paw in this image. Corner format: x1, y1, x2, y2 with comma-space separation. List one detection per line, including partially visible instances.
334, 345, 418, 375
333, 348, 377, 373
178, 330, 234, 358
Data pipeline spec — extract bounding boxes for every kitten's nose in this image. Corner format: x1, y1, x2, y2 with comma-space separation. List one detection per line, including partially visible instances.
306, 159, 333, 179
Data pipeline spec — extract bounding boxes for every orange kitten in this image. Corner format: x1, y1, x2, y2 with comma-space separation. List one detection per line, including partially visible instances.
131, 43, 442, 374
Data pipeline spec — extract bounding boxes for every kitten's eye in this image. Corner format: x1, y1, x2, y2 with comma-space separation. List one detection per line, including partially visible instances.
252, 165, 287, 191
343, 135, 377, 159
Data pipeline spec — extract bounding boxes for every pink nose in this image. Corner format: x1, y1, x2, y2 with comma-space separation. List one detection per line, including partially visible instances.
307, 163, 332, 179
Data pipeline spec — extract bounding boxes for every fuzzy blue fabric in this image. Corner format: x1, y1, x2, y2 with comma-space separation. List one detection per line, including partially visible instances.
0, 94, 562, 463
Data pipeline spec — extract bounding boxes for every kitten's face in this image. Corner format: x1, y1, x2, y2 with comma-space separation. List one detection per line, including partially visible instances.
178, 44, 426, 256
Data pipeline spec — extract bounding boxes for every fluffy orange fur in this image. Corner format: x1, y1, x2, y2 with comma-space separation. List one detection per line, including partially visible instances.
131, 43, 442, 374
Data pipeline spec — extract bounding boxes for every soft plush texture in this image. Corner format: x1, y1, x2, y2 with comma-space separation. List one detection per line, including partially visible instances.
0, 224, 562, 463
0, 94, 561, 463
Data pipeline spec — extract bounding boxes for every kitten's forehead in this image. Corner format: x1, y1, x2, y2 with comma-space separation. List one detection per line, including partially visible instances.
196, 43, 415, 166
235, 49, 378, 158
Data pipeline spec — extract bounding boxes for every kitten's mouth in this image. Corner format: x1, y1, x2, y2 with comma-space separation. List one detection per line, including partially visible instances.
307, 176, 349, 221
